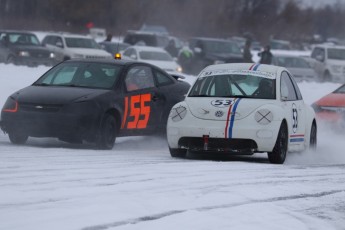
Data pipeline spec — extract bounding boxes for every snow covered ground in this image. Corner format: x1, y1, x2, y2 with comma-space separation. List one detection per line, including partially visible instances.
1, 64, 345, 230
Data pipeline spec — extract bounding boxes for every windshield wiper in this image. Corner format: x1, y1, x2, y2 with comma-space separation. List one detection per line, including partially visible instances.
34, 83, 50, 86
188, 94, 213, 97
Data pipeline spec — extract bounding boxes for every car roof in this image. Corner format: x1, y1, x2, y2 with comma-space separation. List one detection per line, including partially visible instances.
0, 30, 37, 35
129, 45, 168, 52
64, 58, 158, 67
202, 63, 282, 77
314, 44, 345, 49
44, 32, 93, 39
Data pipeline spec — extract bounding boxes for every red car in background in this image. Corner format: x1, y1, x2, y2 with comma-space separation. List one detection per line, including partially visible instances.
312, 84, 345, 127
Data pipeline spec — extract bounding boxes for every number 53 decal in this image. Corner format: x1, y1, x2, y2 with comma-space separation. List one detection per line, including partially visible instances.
121, 94, 151, 129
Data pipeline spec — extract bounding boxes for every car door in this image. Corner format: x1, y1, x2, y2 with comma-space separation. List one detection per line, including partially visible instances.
121, 64, 161, 134
280, 71, 306, 151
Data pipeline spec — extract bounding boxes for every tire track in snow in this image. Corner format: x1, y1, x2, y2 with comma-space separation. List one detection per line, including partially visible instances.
81, 189, 345, 230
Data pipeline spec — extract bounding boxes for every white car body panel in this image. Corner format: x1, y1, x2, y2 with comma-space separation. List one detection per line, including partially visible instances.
167, 63, 316, 155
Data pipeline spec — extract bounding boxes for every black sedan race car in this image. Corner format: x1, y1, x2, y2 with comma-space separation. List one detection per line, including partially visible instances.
0, 59, 190, 149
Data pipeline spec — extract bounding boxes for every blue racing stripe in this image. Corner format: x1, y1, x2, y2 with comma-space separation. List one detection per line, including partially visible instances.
228, 98, 241, 138
290, 138, 305, 143
253, 64, 260, 71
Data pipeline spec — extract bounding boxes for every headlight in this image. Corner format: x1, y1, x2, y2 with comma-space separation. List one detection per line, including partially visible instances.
2, 97, 18, 113
170, 106, 187, 122
214, 60, 225, 64
49, 52, 56, 58
18, 51, 30, 57
176, 66, 183, 73
331, 65, 342, 73
255, 109, 273, 125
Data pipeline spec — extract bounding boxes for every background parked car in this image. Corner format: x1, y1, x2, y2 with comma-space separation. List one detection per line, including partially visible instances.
122, 45, 182, 73
312, 84, 345, 130
123, 30, 170, 48
309, 44, 345, 82
188, 37, 244, 75
41, 32, 112, 61
272, 54, 318, 82
0, 30, 60, 66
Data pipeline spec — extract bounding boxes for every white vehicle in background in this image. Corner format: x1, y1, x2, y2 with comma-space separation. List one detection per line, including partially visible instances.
122, 45, 182, 73
167, 63, 317, 164
272, 54, 318, 82
310, 44, 345, 82
41, 33, 112, 61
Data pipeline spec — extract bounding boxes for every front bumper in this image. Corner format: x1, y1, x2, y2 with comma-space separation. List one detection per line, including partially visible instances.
167, 112, 281, 153
1, 102, 102, 141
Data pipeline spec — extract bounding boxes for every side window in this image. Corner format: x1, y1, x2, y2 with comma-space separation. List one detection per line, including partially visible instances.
280, 72, 297, 101
154, 70, 174, 86
125, 65, 155, 92
287, 72, 303, 100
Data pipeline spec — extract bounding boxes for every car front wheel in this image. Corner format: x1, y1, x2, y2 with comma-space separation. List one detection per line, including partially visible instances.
309, 122, 317, 150
96, 114, 117, 150
268, 122, 288, 164
8, 131, 28, 145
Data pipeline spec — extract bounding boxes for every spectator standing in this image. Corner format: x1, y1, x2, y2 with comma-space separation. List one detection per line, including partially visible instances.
178, 46, 194, 74
165, 39, 179, 57
258, 45, 273, 64
243, 39, 253, 63
104, 33, 112, 42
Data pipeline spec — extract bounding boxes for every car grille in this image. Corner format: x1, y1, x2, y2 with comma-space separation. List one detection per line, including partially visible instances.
178, 137, 258, 154
30, 51, 50, 59
85, 55, 109, 59
19, 103, 63, 112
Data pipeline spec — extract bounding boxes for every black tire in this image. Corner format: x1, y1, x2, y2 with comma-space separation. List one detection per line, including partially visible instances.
169, 148, 187, 158
268, 122, 288, 164
309, 122, 317, 150
322, 71, 331, 82
96, 114, 117, 150
6, 55, 15, 64
8, 131, 28, 145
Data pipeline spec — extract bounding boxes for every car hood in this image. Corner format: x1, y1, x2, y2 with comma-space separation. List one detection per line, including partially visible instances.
185, 97, 273, 121
205, 52, 243, 61
326, 59, 345, 66
12, 45, 51, 54
142, 60, 179, 72
68, 48, 112, 57
13, 86, 109, 105
315, 93, 345, 107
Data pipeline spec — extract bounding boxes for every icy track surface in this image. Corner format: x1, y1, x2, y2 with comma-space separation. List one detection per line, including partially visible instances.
1, 64, 345, 230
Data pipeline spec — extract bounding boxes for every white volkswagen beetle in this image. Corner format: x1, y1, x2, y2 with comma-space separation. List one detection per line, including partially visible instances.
167, 63, 317, 164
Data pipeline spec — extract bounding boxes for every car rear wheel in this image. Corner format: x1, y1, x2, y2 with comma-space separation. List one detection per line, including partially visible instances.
96, 114, 117, 150
268, 122, 288, 164
169, 148, 187, 158
309, 121, 317, 150
8, 131, 28, 145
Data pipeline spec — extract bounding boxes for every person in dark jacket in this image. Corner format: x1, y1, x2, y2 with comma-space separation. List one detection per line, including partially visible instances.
243, 39, 253, 63
258, 45, 273, 64
165, 39, 179, 58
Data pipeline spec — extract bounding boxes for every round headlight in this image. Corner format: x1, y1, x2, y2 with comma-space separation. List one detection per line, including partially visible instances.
170, 106, 187, 122
255, 109, 273, 125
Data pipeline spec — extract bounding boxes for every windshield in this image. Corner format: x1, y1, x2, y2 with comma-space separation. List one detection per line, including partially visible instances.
327, 48, 345, 60
2, 33, 40, 46
139, 50, 173, 61
34, 62, 122, 89
334, 84, 345, 94
189, 74, 276, 99
65, 37, 101, 49
273, 56, 310, 68
203, 40, 242, 54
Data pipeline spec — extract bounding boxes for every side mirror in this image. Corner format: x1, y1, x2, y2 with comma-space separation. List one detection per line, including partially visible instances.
56, 41, 64, 48
194, 47, 202, 54
315, 55, 324, 62
130, 54, 137, 60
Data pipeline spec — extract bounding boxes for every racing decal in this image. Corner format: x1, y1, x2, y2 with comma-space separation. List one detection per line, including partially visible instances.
254, 109, 273, 125
211, 99, 234, 108
215, 110, 224, 117
292, 103, 298, 133
199, 69, 275, 79
121, 93, 151, 129
224, 98, 241, 138
289, 134, 304, 143
249, 63, 260, 71
170, 106, 187, 122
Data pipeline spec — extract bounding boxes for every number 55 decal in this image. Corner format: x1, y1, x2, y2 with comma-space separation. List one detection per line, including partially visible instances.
121, 93, 151, 129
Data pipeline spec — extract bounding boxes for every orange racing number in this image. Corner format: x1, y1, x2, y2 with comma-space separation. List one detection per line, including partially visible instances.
121, 93, 151, 129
